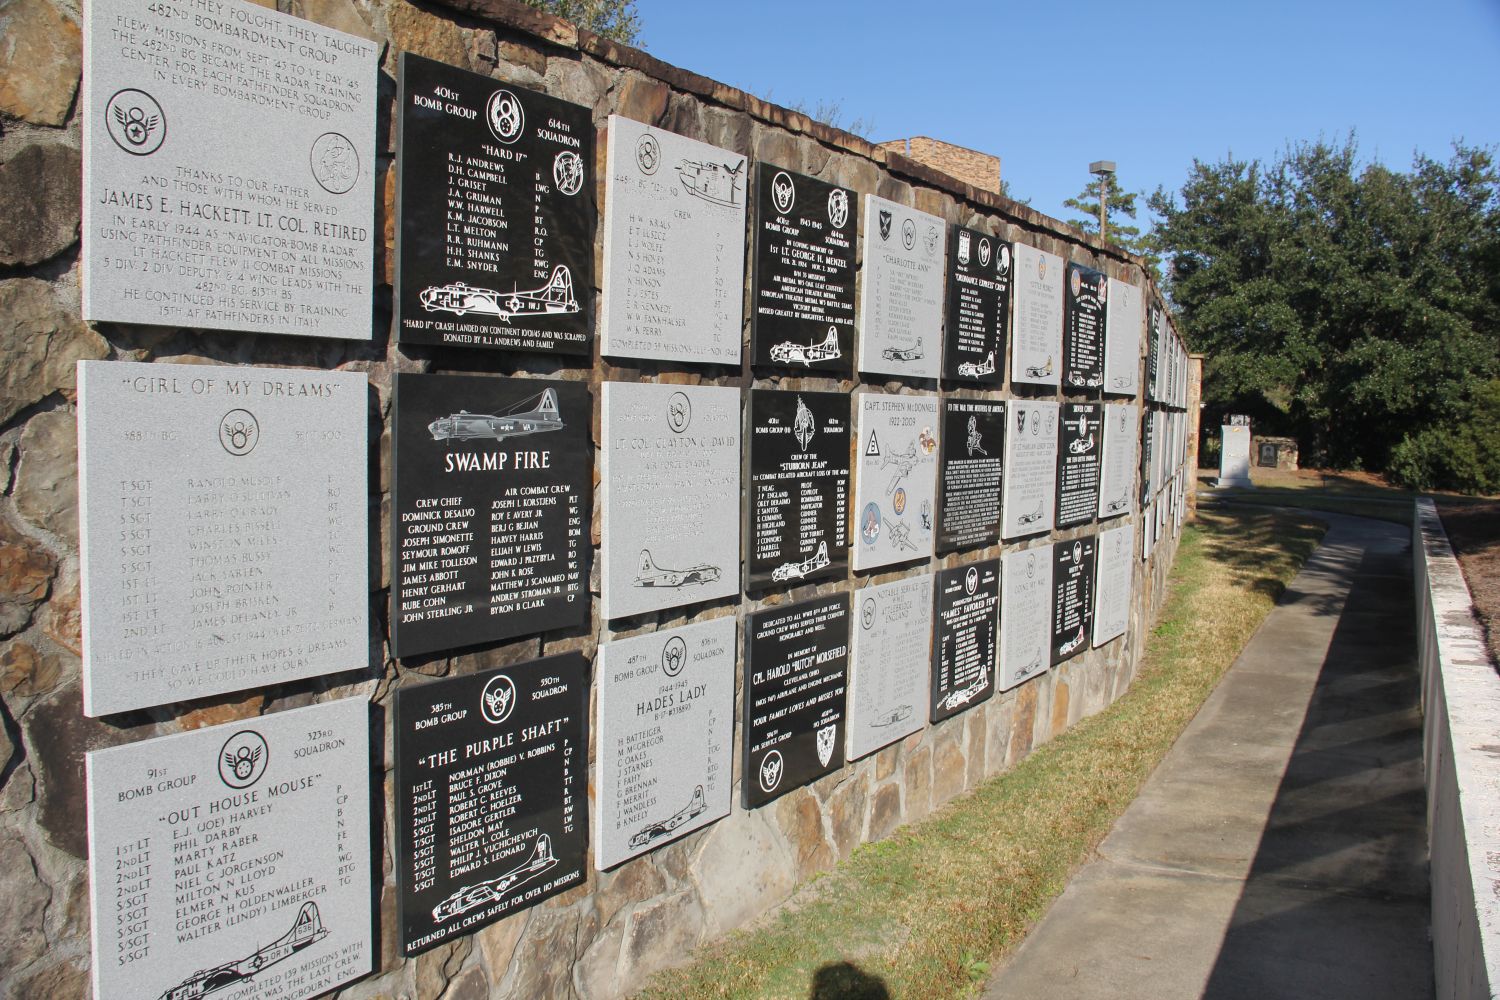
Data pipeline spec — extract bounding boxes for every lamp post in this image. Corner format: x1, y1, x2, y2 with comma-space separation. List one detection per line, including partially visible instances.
1089, 160, 1116, 241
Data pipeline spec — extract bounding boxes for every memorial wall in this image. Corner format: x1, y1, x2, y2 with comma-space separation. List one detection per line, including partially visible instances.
0, 0, 1197, 995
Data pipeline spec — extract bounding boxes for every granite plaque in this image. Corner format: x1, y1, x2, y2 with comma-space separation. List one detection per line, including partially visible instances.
87, 697, 371, 1000
78, 360, 366, 717
600, 382, 741, 619
942, 228, 1010, 386
1051, 536, 1096, 664
1103, 277, 1142, 396
82, 0, 377, 339
936, 398, 1005, 552
1146, 304, 1162, 403
998, 544, 1053, 691
1011, 243, 1064, 387
1063, 263, 1106, 390
858, 195, 945, 380
1055, 402, 1102, 528
595, 618, 734, 869
396, 55, 593, 355
930, 559, 999, 722
1142, 499, 1156, 562
746, 389, 850, 590
1000, 400, 1059, 540
743, 594, 850, 807
852, 392, 939, 571
1092, 523, 1134, 647
847, 574, 933, 760
1152, 409, 1167, 498
601, 116, 746, 363
751, 165, 856, 374
395, 654, 588, 954
1139, 405, 1156, 504
391, 374, 590, 659
1097, 403, 1138, 520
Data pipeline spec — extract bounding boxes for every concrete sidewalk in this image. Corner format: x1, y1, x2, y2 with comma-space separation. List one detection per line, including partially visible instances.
983, 512, 1432, 1000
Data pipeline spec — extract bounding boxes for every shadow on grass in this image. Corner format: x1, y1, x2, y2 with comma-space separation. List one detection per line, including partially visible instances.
1193, 510, 1328, 606
809, 962, 891, 1000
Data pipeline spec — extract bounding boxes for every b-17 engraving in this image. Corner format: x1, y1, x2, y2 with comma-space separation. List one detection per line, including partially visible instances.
676, 159, 744, 207
418, 265, 578, 322
1012, 648, 1042, 683
1016, 498, 1044, 526
1068, 432, 1096, 455
769, 327, 841, 366
427, 388, 564, 443
771, 541, 831, 583
633, 550, 723, 589
956, 351, 995, 379
939, 668, 990, 712
157, 901, 329, 1000
1057, 625, 1086, 658
1025, 356, 1054, 379
881, 338, 925, 362
432, 835, 557, 923
628, 785, 707, 849
870, 704, 914, 728
1103, 494, 1129, 514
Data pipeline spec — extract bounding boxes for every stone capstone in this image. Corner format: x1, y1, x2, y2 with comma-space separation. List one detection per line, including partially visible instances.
0, 144, 81, 267
0, 0, 81, 126
0, 280, 108, 429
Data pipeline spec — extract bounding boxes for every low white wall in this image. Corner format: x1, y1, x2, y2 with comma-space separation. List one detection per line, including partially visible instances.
1416, 498, 1500, 1000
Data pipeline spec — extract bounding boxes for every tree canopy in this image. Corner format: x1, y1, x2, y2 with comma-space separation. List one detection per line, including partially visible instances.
524, 0, 640, 43
1150, 138, 1500, 491
1064, 172, 1155, 271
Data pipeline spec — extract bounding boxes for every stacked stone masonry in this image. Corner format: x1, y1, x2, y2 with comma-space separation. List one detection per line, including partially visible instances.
0, 0, 1195, 996
875, 136, 1002, 197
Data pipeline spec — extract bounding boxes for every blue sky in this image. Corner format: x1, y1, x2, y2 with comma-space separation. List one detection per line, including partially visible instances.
635, 0, 1500, 229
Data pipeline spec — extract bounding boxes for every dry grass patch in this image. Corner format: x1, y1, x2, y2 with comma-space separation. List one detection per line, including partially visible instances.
634, 509, 1326, 1000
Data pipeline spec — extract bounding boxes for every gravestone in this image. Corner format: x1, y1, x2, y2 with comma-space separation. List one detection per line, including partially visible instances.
846, 574, 933, 760
395, 653, 588, 954
396, 55, 594, 355
745, 389, 850, 590
743, 594, 850, 807
1092, 522, 1133, 647
82, 0, 377, 338
1000, 399, 1059, 540
1103, 276, 1142, 396
998, 544, 1053, 691
936, 398, 1005, 552
857, 194, 944, 380
1051, 535, 1096, 664
600, 382, 741, 620
929, 559, 999, 722
1219, 422, 1252, 487
852, 392, 939, 570
86, 697, 372, 1000
390, 373, 590, 659
78, 361, 367, 717
942, 227, 1010, 386
1062, 263, 1106, 390
1055, 402, 1102, 528
595, 618, 734, 869
1097, 402, 1137, 520
1010, 243, 1064, 387
750, 164, 856, 375
601, 116, 746, 364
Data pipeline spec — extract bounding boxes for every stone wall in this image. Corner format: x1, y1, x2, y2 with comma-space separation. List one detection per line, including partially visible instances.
0, 0, 1187, 997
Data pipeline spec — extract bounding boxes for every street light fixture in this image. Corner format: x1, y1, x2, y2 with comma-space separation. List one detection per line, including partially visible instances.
1089, 160, 1116, 242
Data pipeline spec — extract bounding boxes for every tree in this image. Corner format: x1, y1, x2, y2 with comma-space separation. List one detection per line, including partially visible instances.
1063, 172, 1155, 270
1149, 137, 1500, 490
523, 0, 640, 43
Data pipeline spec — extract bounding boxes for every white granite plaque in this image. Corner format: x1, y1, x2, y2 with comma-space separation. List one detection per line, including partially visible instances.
999, 544, 1053, 691
857, 195, 945, 379
1011, 243, 1064, 387
601, 116, 747, 363
595, 617, 735, 869
78, 361, 367, 717
82, 0, 377, 339
1097, 403, 1138, 520
847, 574, 933, 760
1000, 400, 1059, 540
1092, 522, 1134, 647
600, 382, 741, 619
852, 392, 939, 571
1103, 276, 1142, 396
87, 697, 372, 1000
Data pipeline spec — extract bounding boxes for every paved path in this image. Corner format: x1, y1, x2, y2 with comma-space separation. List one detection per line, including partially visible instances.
983, 512, 1432, 1000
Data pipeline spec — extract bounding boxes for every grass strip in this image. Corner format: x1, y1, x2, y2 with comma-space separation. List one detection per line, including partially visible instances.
636, 509, 1327, 1000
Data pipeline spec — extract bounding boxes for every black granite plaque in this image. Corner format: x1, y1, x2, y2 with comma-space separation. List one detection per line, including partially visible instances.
391, 373, 591, 659
746, 389, 850, 590
1063, 263, 1106, 390
743, 594, 850, 807
930, 559, 999, 722
396, 53, 594, 355
1140, 406, 1155, 506
395, 653, 589, 954
1146, 303, 1162, 402
1051, 537, 1096, 664
936, 398, 1005, 552
750, 164, 857, 374
1055, 402, 1102, 529
942, 229, 1010, 386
